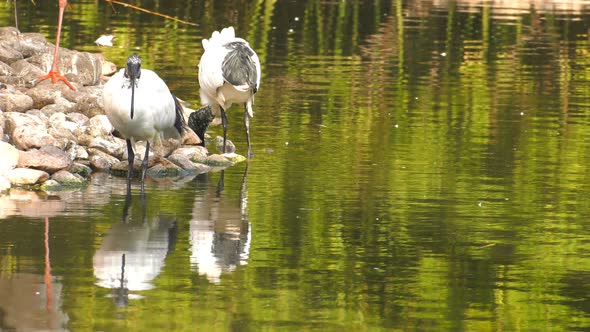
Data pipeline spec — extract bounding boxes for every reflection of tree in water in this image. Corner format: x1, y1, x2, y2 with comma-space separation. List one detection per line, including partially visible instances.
93, 190, 178, 307
190, 166, 250, 284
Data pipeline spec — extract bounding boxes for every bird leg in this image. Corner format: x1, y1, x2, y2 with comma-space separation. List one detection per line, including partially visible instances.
244, 104, 252, 158
140, 141, 150, 192
122, 183, 132, 222
126, 139, 134, 184
34, 0, 76, 91
220, 106, 228, 153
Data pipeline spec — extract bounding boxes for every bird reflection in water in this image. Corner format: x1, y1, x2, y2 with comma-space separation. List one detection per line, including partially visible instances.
0, 217, 69, 330
190, 164, 251, 284
93, 188, 177, 307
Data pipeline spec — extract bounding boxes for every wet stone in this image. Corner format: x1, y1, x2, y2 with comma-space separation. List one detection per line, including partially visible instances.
203, 154, 233, 167
5, 168, 49, 185
173, 146, 209, 162
67, 162, 92, 178
51, 170, 86, 186
168, 154, 200, 173
211, 136, 236, 154
146, 163, 184, 178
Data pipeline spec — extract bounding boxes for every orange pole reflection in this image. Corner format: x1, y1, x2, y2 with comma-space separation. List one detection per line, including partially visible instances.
44, 216, 52, 312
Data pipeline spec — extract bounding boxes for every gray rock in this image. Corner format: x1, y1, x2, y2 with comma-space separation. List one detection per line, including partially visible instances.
90, 156, 112, 171
0, 76, 25, 86
4, 112, 61, 150
124, 139, 180, 160
223, 152, 247, 164
16, 33, 48, 57
203, 154, 233, 167
12, 125, 60, 150
193, 163, 212, 174
0, 62, 14, 76
111, 159, 143, 176
0, 28, 47, 57
39, 179, 61, 191
26, 109, 49, 125
88, 148, 119, 170
49, 113, 79, 139
168, 154, 199, 172
181, 126, 202, 146
51, 170, 85, 186
0, 88, 34, 112
101, 60, 117, 76
25, 85, 63, 109
67, 162, 92, 178
73, 93, 103, 118
10, 59, 45, 83
43, 97, 76, 114
0, 174, 11, 192
89, 137, 125, 159
0, 141, 19, 172
48, 126, 76, 146
3, 112, 44, 133
173, 146, 209, 162
0, 27, 19, 44
18, 145, 72, 174
211, 136, 236, 154
87, 115, 113, 137
5, 168, 49, 185
0, 44, 23, 64
66, 112, 89, 126
155, 139, 181, 158
28, 48, 102, 86
65, 143, 89, 161
146, 163, 184, 178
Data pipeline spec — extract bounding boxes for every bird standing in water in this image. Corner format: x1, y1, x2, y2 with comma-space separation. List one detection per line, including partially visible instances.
103, 54, 185, 191
198, 26, 261, 157
34, 0, 76, 90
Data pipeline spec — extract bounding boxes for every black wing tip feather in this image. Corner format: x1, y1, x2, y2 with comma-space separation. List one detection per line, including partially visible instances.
171, 94, 186, 135
187, 105, 215, 146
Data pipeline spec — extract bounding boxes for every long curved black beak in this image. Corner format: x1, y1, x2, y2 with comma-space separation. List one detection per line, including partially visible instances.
124, 54, 142, 119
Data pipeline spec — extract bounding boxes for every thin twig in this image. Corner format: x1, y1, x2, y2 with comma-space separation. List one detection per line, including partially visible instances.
103, 0, 198, 26
13, 0, 18, 30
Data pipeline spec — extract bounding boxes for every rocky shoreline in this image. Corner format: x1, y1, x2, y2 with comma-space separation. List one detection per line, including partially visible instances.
0, 26, 243, 193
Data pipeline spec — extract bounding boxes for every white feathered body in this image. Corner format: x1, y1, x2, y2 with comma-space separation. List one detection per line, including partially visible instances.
198, 27, 261, 117
103, 68, 180, 144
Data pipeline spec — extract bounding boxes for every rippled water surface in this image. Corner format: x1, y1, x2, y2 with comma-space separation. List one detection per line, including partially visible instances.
2, 0, 590, 330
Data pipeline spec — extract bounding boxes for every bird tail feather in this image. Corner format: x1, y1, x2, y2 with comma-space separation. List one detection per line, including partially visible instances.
202, 26, 236, 50
172, 94, 186, 136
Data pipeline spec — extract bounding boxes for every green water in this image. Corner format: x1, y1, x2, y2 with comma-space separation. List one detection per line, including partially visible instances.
2, 0, 590, 330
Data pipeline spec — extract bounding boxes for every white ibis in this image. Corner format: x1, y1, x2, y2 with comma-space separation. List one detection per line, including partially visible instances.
198, 26, 261, 157
103, 54, 185, 191
34, 0, 76, 90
